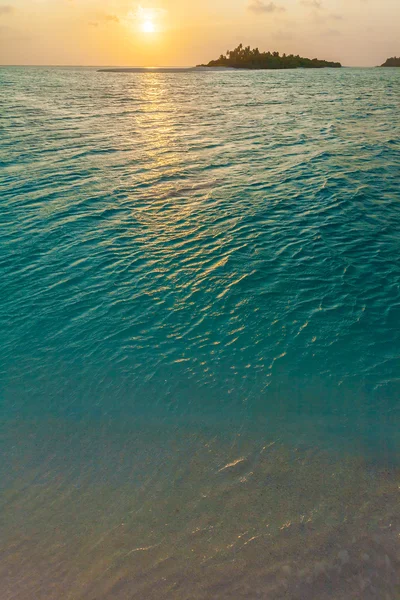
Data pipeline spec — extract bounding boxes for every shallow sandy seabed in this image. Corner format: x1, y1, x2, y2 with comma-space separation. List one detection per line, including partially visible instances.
0, 419, 399, 600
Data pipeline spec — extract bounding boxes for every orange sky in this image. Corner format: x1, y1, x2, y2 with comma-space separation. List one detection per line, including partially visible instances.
0, 0, 399, 66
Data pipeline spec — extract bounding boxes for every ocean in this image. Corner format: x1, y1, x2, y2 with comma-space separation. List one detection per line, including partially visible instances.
1, 66, 400, 598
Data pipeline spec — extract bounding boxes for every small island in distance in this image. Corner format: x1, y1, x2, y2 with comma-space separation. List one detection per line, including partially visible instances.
198, 44, 342, 69
381, 57, 400, 67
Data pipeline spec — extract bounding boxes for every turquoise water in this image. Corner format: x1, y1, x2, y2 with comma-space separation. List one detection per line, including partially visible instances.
1, 67, 400, 598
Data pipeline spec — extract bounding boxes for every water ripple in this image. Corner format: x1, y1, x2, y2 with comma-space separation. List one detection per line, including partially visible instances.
0, 67, 400, 448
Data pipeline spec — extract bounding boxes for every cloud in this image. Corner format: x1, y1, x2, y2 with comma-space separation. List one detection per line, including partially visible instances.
0, 5, 14, 16
103, 14, 119, 23
324, 28, 341, 36
124, 5, 167, 29
248, 1, 285, 14
300, 0, 344, 25
130, 6, 166, 20
270, 29, 294, 40
300, 0, 322, 8
88, 14, 120, 28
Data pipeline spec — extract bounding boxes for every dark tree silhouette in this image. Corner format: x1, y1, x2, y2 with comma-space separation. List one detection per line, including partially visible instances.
381, 57, 400, 67
198, 44, 341, 69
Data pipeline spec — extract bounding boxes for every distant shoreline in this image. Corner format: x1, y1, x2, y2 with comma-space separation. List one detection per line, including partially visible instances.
98, 66, 342, 73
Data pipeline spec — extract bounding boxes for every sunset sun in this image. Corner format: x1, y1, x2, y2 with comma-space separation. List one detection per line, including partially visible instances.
141, 20, 155, 33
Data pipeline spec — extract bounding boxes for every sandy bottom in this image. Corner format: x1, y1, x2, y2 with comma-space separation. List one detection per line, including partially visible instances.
0, 418, 399, 599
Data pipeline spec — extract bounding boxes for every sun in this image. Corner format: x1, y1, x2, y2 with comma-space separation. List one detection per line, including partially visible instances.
141, 20, 155, 33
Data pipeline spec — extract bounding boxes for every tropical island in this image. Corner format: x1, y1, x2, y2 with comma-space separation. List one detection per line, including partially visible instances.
381, 57, 400, 67
198, 44, 342, 69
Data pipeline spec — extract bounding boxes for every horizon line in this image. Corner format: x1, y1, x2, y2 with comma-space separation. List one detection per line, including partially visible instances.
0, 64, 383, 69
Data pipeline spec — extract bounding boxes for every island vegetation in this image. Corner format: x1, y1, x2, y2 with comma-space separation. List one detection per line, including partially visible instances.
198, 44, 342, 69
381, 57, 400, 67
